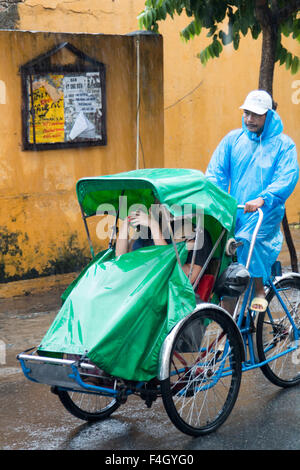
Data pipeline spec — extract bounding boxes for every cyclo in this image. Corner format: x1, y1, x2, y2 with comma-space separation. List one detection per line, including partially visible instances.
17, 168, 300, 436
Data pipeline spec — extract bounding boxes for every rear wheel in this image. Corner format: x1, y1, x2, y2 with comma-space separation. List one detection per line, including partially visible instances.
160, 308, 242, 436
256, 277, 300, 388
56, 389, 120, 422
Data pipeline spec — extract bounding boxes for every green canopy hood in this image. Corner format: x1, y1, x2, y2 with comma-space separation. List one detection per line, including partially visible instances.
76, 168, 237, 233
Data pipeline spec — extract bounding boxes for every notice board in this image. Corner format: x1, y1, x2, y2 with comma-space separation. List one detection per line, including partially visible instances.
20, 43, 106, 150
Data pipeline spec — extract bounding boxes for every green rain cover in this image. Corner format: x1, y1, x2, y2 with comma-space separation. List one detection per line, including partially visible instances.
39, 242, 195, 381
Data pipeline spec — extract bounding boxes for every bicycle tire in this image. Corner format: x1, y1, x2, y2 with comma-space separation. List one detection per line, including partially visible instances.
56, 389, 121, 422
256, 277, 300, 388
160, 308, 242, 436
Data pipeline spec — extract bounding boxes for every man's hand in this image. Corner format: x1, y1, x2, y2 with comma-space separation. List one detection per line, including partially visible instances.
244, 197, 264, 213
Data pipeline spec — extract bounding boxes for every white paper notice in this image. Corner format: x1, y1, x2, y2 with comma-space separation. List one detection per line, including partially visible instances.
69, 111, 95, 140
63, 73, 102, 141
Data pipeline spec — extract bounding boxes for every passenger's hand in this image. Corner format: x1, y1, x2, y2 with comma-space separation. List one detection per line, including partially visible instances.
244, 197, 264, 213
128, 210, 150, 228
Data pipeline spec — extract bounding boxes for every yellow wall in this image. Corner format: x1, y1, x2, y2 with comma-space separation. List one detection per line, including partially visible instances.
17, 0, 300, 223
0, 30, 163, 280
1, 0, 299, 281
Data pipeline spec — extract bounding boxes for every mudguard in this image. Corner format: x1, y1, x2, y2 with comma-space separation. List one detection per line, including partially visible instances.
266, 272, 300, 292
158, 303, 246, 381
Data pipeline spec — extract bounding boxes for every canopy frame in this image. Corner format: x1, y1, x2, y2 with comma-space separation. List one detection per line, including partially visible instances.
76, 169, 237, 287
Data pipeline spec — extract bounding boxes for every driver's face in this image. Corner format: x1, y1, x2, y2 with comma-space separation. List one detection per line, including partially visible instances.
243, 110, 267, 135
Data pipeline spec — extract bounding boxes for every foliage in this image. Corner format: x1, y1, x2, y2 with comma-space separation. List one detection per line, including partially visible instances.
138, 1, 300, 73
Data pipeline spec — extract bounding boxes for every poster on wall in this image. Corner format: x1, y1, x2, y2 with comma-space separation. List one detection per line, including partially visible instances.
29, 74, 65, 144
20, 42, 106, 150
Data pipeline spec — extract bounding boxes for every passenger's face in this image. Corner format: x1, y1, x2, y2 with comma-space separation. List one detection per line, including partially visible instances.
243, 110, 267, 135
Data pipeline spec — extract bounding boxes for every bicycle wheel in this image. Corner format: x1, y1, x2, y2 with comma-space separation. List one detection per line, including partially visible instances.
160, 308, 242, 436
56, 389, 121, 422
256, 277, 300, 388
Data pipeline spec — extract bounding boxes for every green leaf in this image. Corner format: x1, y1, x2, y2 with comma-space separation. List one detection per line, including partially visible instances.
165, 1, 175, 18
281, 23, 290, 38
250, 23, 261, 40
240, 17, 249, 37
291, 56, 300, 75
281, 17, 294, 37
207, 25, 217, 38
212, 38, 222, 57
195, 19, 202, 35
279, 47, 287, 65
208, 43, 215, 58
233, 33, 240, 50
158, 3, 167, 20
198, 46, 210, 66
139, 8, 153, 30
232, 16, 240, 35
285, 52, 293, 70
180, 19, 202, 41
197, 49, 207, 65
292, 19, 300, 41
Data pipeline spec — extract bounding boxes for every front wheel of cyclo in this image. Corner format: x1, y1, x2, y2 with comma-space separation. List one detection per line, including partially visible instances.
160, 308, 243, 436
56, 389, 121, 422
256, 276, 300, 388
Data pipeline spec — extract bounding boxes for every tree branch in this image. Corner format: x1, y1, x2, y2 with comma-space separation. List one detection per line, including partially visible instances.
255, 0, 278, 95
255, 0, 272, 29
270, 0, 279, 17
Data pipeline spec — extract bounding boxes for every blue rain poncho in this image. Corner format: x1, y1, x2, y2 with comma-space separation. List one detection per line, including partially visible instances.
206, 109, 299, 281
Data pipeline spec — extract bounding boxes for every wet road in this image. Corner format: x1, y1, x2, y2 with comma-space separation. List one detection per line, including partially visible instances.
0, 231, 299, 451
0, 293, 299, 451
0, 363, 300, 450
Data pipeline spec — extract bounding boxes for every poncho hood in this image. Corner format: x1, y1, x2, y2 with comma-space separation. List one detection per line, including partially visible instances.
242, 109, 283, 142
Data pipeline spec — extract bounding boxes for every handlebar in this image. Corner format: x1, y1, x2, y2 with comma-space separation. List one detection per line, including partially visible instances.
237, 205, 263, 270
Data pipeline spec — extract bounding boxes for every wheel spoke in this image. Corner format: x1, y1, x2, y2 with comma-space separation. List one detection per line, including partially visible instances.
161, 309, 242, 436
256, 278, 300, 387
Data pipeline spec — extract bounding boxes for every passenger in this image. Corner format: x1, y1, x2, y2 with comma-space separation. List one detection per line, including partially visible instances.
115, 206, 212, 285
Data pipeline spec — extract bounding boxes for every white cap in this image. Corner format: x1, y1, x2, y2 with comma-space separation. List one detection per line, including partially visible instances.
240, 90, 272, 115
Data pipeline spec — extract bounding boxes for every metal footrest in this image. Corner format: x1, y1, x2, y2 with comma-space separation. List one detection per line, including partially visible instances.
17, 352, 118, 395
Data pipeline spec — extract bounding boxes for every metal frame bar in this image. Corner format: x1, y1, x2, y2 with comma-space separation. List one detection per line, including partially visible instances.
160, 205, 183, 268
232, 206, 264, 321
28, 74, 36, 145
187, 214, 203, 280
237, 205, 264, 270
80, 204, 95, 258
17, 353, 95, 370
109, 190, 125, 249
267, 278, 299, 340
192, 228, 226, 289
